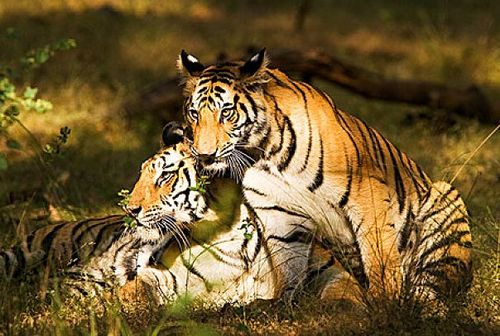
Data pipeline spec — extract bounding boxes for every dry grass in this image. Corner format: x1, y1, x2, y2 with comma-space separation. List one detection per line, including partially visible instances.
0, 0, 498, 335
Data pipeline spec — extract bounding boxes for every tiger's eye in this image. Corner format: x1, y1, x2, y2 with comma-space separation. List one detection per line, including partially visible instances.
188, 109, 199, 120
221, 108, 234, 120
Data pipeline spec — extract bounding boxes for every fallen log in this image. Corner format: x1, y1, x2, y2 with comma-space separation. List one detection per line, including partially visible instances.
126, 49, 498, 123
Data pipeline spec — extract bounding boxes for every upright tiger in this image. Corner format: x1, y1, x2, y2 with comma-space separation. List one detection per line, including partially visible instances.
176, 49, 472, 303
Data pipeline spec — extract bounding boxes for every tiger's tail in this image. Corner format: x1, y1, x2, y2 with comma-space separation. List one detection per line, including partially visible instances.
0, 244, 46, 279
407, 181, 473, 301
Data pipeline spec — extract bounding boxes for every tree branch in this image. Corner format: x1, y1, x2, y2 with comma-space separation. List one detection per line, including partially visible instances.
127, 49, 498, 124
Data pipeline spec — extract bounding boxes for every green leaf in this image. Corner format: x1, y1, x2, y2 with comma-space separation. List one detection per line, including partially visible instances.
44, 143, 54, 154
23, 87, 38, 100
6, 138, 21, 150
31, 99, 53, 113
55, 38, 77, 50
123, 216, 137, 229
35, 49, 50, 65
0, 153, 7, 171
117, 189, 131, 207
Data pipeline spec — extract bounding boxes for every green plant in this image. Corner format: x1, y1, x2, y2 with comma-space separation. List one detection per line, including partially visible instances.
189, 175, 210, 194
117, 189, 138, 229
239, 218, 254, 241
0, 28, 76, 171
117, 188, 131, 207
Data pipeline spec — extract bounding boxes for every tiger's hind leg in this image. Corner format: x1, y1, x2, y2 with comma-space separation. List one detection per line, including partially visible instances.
319, 269, 364, 305
307, 240, 364, 305
407, 181, 472, 302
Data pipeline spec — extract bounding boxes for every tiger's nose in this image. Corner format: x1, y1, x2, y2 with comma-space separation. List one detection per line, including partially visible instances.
198, 152, 216, 165
126, 205, 142, 217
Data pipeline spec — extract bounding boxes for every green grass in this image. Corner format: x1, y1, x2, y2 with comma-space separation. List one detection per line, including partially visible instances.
0, 0, 499, 334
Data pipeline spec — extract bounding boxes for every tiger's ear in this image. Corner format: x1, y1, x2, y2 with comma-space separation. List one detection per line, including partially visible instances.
162, 121, 184, 147
177, 50, 205, 77
240, 48, 269, 79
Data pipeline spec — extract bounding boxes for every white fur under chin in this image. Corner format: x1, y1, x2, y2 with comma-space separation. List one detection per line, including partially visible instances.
202, 162, 228, 176
135, 226, 167, 244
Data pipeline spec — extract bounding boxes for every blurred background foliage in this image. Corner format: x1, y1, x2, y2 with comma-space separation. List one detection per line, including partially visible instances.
0, 0, 498, 334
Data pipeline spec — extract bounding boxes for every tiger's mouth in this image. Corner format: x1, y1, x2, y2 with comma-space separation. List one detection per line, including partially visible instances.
131, 213, 191, 247
196, 149, 256, 182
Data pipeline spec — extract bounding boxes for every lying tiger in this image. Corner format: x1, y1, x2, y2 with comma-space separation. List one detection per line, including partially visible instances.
0, 127, 208, 296
0, 124, 316, 305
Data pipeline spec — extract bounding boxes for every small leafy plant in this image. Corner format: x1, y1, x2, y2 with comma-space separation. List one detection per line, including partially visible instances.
117, 189, 137, 229
239, 218, 254, 241
117, 189, 131, 208
0, 29, 76, 170
189, 175, 210, 194
123, 215, 137, 230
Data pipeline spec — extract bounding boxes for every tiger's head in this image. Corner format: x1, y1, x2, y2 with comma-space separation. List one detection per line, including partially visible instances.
126, 121, 210, 243
177, 49, 271, 178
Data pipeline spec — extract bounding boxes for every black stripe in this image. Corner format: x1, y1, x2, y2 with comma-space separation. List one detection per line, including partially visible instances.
71, 218, 100, 246
417, 256, 470, 277
308, 139, 324, 192
420, 192, 462, 224
335, 111, 362, 171
339, 150, 353, 208
83, 222, 124, 262
362, 122, 383, 170
380, 136, 406, 214
277, 116, 297, 172
243, 186, 267, 197
267, 96, 285, 157
268, 231, 312, 245
244, 93, 259, 121
74, 218, 122, 257
252, 205, 307, 218
265, 70, 296, 91
40, 223, 68, 254
353, 119, 373, 165
322, 238, 369, 290
398, 207, 415, 253
289, 82, 312, 173
418, 230, 472, 267
169, 269, 178, 294
181, 256, 207, 282
245, 217, 263, 264
256, 124, 271, 152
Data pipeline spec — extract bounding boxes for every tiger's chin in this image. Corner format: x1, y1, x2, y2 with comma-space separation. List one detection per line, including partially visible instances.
201, 158, 253, 182
200, 161, 230, 177
135, 224, 171, 245
133, 211, 195, 249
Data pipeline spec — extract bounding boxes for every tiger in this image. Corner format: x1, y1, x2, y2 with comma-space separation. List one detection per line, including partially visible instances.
0, 127, 208, 295
175, 48, 472, 304
0, 124, 319, 307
